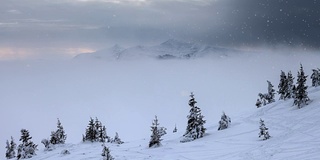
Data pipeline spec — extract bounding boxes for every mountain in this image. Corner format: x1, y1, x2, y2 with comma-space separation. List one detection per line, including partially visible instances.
21, 87, 320, 160
74, 44, 125, 60
74, 39, 238, 60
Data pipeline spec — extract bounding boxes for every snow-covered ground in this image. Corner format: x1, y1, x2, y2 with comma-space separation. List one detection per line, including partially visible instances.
1, 49, 320, 159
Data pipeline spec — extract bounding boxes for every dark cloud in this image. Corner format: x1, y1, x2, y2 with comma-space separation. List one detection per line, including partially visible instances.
0, 0, 319, 58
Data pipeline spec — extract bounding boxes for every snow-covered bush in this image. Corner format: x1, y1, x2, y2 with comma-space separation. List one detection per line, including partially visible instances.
111, 132, 124, 144
218, 112, 231, 130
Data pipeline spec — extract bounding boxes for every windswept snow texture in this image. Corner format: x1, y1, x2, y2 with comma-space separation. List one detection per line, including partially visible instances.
75, 39, 235, 60
1, 50, 320, 159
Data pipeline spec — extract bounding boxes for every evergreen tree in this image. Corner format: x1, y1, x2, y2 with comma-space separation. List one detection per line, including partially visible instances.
17, 129, 37, 159
278, 71, 288, 100
294, 64, 310, 108
112, 132, 124, 144
98, 125, 109, 143
84, 117, 97, 142
5, 136, 16, 159
257, 93, 267, 106
218, 112, 231, 131
149, 116, 162, 148
181, 92, 206, 142
173, 124, 177, 133
266, 80, 275, 104
259, 119, 271, 140
311, 68, 320, 87
50, 118, 67, 145
286, 71, 295, 99
101, 145, 114, 160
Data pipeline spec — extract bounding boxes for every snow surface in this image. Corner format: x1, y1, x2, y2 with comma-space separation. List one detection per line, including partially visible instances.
1, 49, 320, 159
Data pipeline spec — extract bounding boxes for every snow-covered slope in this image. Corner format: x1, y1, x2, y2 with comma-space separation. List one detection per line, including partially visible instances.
25, 87, 320, 160
74, 39, 237, 60
2, 51, 320, 160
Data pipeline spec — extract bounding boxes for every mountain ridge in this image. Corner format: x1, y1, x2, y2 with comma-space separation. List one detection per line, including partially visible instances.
74, 39, 238, 60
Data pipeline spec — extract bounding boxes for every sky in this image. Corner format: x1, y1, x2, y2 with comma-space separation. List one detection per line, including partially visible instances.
0, 0, 319, 59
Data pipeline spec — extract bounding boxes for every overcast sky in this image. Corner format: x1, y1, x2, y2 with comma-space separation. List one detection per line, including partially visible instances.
0, 0, 319, 59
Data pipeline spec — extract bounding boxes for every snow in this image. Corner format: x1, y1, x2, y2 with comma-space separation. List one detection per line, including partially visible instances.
75, 39, 236, 60
1, 48, 320, 159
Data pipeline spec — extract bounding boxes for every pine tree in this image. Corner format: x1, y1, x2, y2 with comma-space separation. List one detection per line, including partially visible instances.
181, 92, 206, 142
257, 93, 267, 106
278, 71, 288, 100
149, 116, 162, 148
17, 129, 37, 159
101, 145, 114, 160
294, 64, 310, 108
50, 118, 67, 145
84, 117, 97, 142
173, 124, 177, 133
266, 80, 275, 104
311, 68, 320, 87
5, 136, 16, 159
218, 112, 231, 131
98, 125, 109, 143
112, 132, 124, 144
259, 119, 271, 140
286, 71, 295, 99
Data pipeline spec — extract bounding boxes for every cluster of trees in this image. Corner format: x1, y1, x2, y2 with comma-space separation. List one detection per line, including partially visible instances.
256, 64, 318, 109
82, 117, 124, 144
42, 119, 67, 151
5, 129, 38, 160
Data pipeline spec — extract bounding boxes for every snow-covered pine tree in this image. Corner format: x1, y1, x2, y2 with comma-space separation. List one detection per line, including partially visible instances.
17, 129, 37, 159
84, 117, 97, 142
149, 116, 162, 148
5, 136, 16, 159
259, 119, 271, 140
50, 118, 67, 145
181, 92, 206, 142
294, 64, 310, 108
286, 71, 295, 99
218, 112, 231, 131
173, 124, 177, 133
278, 71, 288, 100
101, 145, 114, 160
311, 68, 320, 87
98, 125, 109, 143
266, 80, 275, 104
112, 132, 124, 144
94, 117, 102, 139
257, 93, 267, 106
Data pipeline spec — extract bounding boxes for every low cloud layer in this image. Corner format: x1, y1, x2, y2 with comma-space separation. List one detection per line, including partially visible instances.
0, 0, 319, 59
